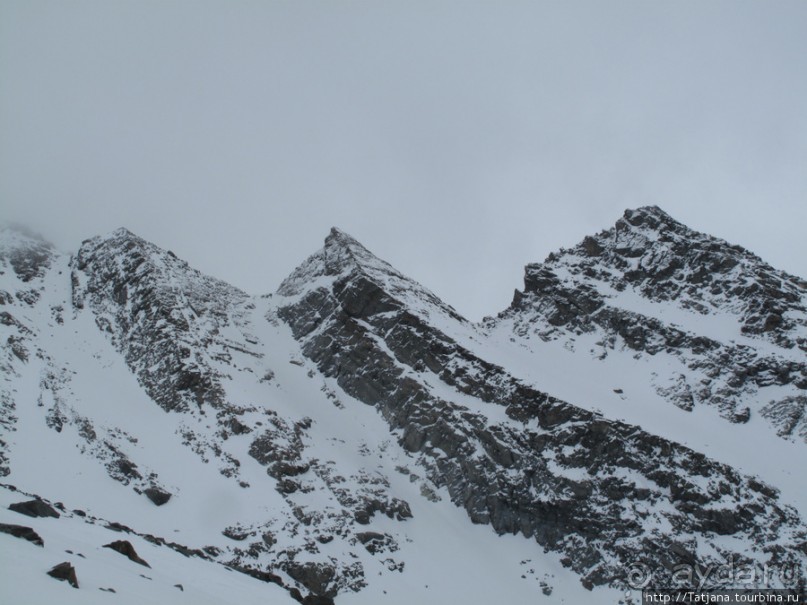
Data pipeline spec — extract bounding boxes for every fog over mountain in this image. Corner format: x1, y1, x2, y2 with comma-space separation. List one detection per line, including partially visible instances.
2, 1, 806, 320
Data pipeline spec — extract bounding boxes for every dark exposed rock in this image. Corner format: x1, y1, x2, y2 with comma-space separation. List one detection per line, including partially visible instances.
0, 225, 55, 283
72, 228, 249, 413
355, 532, 396, 554
166, 541, 208, 559
223, 526, 251, 541
490, 206, 807, 434
103, 540, 151, 567
143, 486, 171, 506
47, 561, 79, 588
276, 224, 807, 593
9, 499, 60, 519
105, 521, 134, 533
5, 217, 806, 601
226, 563, 285, 587
0, 523, 44, 546
284, 561, 337, 597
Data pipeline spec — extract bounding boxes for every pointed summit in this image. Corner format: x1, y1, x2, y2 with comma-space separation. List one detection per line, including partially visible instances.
325, 226, 360, 246
278, 227, 382, 297
320, 226, 398, 275
521, 206, 803, 315
277, 227, 466, 324
622, 204, 675, 223
616, 204, 690, 235
279, 227, 403, 295
73, 227, 247, 413
80, 227, 154, 258
109, 226, 139, 240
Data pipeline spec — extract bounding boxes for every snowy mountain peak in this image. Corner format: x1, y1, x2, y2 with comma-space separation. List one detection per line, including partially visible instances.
322, 226, 401, 275
72, 228, 249, 412
278, 227, 388, 297
0, 223, 56, 283
77, 227, 245, 299
620, 204, 680, 229
110, 226, 138, 239
488, 205, 807, 446
2, 218, 806, 604
517, 206, 806, 346
275, 217, 807, 599
278, 227, 466, 325
325, 225, 361, 247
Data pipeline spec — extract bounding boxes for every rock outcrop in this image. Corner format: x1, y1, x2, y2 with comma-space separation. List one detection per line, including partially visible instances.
276, 225, 807, 590
488, 206, 807, 436
2, 213, 805, 600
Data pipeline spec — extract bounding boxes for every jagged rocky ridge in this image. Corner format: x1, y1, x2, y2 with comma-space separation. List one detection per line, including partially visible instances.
488, 206, 807, 440
276, 227, 807, 590
1, 214, 806, 602
0, 226, 58, 478
67, 229, 417, 598
73, 228, 253, 413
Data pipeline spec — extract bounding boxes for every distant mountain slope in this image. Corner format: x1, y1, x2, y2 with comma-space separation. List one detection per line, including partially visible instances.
276, 223, 807, 592
486, 206, 807, 444
1, 213, 805, 604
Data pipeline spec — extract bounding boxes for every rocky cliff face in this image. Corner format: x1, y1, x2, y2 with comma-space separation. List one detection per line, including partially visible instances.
72, 228, 253, 412
0, 225, 59, 477
1, 214, 806, 603
488, 206, 807, 440
276, 225, 807, 592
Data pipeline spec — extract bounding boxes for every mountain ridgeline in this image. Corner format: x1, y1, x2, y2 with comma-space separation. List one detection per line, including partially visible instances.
1, 208, 805, 604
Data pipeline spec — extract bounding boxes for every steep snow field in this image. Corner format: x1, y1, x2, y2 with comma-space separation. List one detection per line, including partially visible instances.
1, 256, 628, 604
2, 213, 804, 603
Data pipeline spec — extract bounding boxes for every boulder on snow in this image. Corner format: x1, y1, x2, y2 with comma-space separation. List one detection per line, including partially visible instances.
0, 523, 44, 546
9, 499, 60, 519
47, 562, 79, 588
355, 531, 388, 554
103, 540, 151, 567
143, 486, 172, 506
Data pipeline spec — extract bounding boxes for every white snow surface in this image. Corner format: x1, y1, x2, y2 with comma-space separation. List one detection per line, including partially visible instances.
0, 236, 631, 604
1, 222, 804, 604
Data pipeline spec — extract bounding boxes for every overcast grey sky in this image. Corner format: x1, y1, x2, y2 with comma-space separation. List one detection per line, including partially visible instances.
2, 1, 806, 320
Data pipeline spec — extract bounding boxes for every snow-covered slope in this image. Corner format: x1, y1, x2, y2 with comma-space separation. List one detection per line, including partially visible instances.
486, 206, 807, 430
1, 215, 805, 604
482, 208, 807, 507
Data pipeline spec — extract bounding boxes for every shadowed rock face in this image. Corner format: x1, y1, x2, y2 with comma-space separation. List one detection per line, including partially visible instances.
47, 561, 79, 588
104, 540, 151, 567
72, 228, 250, 413
0, 225, 55, 283
277, 224, 807, 590
0, 523, 45, 546
143, 487, 171, 506
9, 499, 61, 519
2, 214, 806, 599
490, 206, 807, 435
